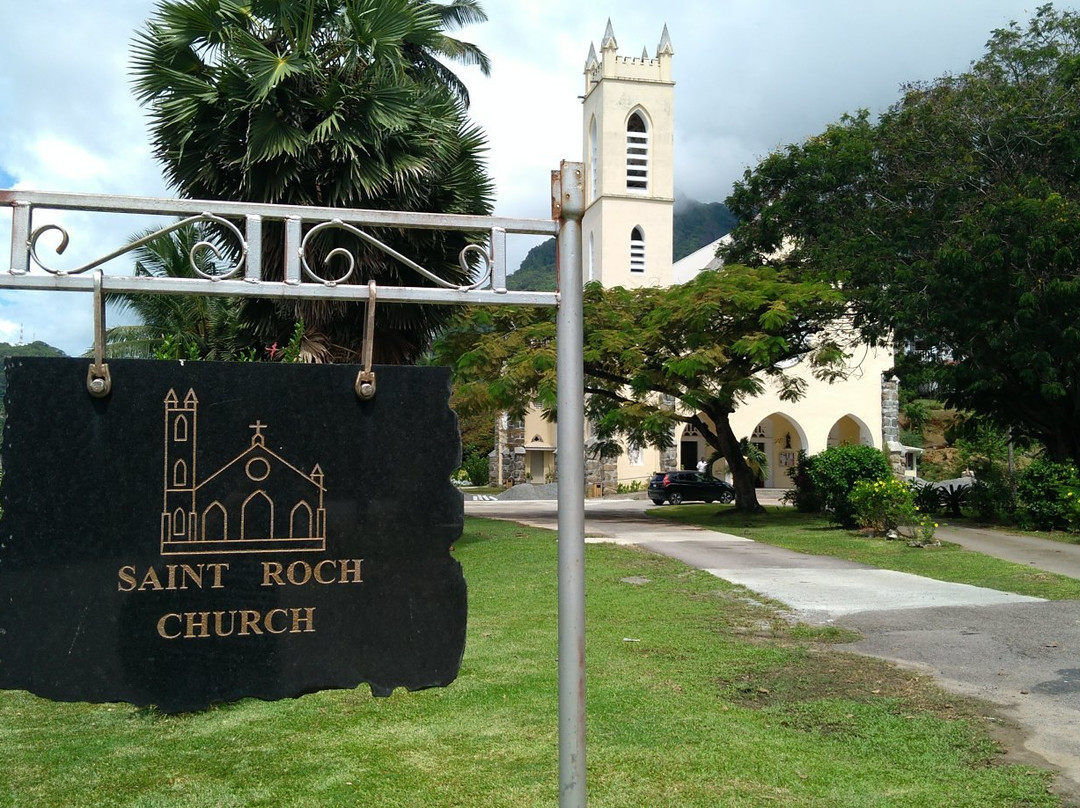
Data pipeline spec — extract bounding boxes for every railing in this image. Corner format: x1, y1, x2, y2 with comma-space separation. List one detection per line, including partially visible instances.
0, 189, 559, 307
1, 164, 589, 807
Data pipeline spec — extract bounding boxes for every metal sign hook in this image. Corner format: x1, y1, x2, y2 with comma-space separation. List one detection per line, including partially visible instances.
354, 280, 376, 400
87, 269, 111, 398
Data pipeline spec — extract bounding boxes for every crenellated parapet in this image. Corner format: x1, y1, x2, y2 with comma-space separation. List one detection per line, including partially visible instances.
585, 20, 673, 95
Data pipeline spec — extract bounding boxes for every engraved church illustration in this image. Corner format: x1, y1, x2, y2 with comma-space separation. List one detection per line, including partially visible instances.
160, 389, 327, 555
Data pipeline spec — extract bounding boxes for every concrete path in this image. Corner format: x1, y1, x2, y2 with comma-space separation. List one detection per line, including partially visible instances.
936, 524, 1080, 580
464, 497, 1080, 801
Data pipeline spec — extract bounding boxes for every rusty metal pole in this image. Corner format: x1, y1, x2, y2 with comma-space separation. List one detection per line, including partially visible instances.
553, 161, 586, 807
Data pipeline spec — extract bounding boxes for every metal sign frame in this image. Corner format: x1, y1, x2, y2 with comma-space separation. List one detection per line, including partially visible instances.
0, 162, 588, 806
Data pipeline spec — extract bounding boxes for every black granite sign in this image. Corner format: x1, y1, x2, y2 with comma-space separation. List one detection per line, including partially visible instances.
0, 358, 466, 712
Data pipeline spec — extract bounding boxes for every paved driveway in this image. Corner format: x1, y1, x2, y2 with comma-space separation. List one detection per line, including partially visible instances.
464, 497, 1080, 800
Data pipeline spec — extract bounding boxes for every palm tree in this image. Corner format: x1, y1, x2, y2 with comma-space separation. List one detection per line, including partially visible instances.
131, 0, 495, 363
104, 222, 256, 360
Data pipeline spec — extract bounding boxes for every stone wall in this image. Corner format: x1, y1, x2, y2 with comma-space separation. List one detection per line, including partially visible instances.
489, 413, 526, 486
881, 375, 905, 476
584, 452, 619, 495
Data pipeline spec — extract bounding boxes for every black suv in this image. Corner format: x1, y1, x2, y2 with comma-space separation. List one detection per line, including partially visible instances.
647, 471, 736, 505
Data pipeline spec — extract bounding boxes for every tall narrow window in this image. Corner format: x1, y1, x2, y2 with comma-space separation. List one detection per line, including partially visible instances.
630, 227, 645, 273
626, 111, 649, 192
588, 232, 595, 282
589, 117, 598, 202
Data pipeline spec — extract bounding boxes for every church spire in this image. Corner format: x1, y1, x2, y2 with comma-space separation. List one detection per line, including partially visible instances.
585, 42, 598, 72
657, 24, 674, 56
601, 19, 617, 51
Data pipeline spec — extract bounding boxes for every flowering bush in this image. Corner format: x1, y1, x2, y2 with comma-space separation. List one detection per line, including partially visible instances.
808, 444, 893, 526
849, 477, 915, 534
1062, 487, 1080, 533
904, 513, 939, 546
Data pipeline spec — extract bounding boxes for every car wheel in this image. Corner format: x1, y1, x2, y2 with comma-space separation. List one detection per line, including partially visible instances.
650, 499, 664, 506
718, 490, 734, 504
668, 492, 683, 505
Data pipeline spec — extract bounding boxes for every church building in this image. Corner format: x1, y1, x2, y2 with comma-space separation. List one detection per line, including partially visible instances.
492, 21, 907, 493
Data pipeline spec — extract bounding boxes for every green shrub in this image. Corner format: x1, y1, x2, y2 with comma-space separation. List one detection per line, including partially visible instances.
849, 477, 915, 534
899, 428, 924, 448
1016, 459, 1080, 531
1063, 488, 1080, 533
910, 479, 943, 514
462, 453, 490, 486
781, 450, 822, 512
968, 471, 1015, 521
902, 400, 931, 431
937, 482, 970, 518
807, 444, 893, 527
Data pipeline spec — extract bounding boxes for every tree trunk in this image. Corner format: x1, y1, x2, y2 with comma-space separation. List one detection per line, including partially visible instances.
700, 411, 764, 513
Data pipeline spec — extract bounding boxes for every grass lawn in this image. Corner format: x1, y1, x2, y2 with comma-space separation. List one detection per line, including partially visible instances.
0, 516, 1062, 806
651, 505, 1080, 601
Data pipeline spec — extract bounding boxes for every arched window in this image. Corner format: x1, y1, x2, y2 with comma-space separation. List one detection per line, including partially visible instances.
173, 414, 189, 442
589, 117, 598, 202
172, 508, 186, 536
202, 502, 227, 542
172, 459, 188, 488
290, 501, 314, 538
630, 227, 645, 273
626, 111, 649, 192
241, 491, 274, 540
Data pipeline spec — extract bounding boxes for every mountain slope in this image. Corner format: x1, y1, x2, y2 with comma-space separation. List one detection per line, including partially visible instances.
506, 199, 734, 292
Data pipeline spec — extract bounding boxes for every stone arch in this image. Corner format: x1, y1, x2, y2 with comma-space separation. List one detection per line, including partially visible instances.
827, 414, 875, 449
751, 412, 808, 488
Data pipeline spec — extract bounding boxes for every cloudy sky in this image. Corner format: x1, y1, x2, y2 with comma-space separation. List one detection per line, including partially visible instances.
0, 0, 1043, 355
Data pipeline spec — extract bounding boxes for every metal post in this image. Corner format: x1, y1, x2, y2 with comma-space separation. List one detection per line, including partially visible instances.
554, 161, 586, 806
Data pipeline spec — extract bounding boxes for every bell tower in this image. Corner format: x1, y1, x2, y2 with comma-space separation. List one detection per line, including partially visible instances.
161, 388, 198, 543
582, 20, 675, 289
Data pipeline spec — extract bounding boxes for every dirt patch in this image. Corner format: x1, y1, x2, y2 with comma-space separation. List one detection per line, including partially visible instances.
720, 645, 973, 715
719, 643, 1079, 804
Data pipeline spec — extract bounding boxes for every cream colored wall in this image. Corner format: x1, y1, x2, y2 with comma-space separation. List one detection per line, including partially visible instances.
521, 408, 557, 482
615, 442, 664, 489
726, 347, 892, 457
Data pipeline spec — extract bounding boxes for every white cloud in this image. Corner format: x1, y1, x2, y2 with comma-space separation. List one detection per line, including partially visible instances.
0, 0, 1043, 353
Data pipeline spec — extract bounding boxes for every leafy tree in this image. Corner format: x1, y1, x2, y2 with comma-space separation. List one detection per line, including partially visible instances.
722, 4, 1080, 467
436, 267, 850, 512
132, 0, 494, 363
104, 222, 258, 360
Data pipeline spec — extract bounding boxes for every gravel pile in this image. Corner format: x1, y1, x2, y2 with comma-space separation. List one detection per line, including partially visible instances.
496, 482, 558, 501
